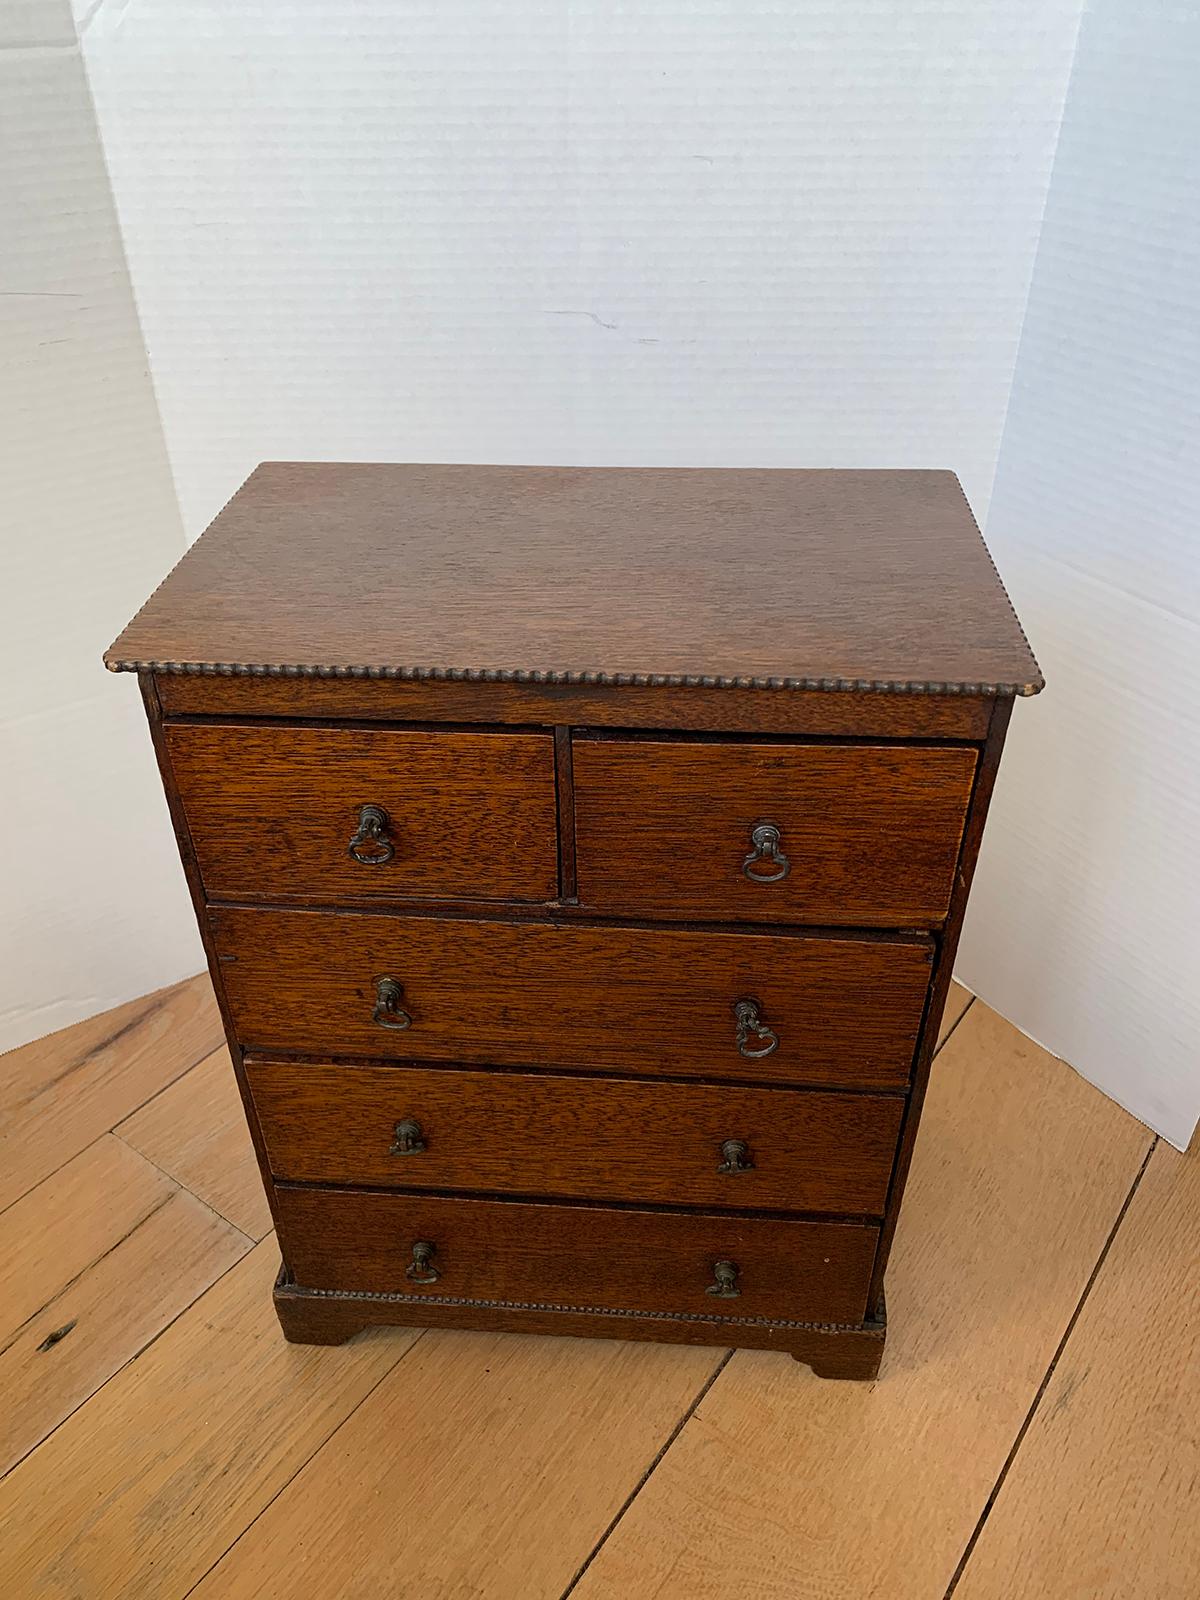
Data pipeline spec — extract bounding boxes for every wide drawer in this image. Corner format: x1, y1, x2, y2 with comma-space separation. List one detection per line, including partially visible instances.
274, 1186, 879, 1325
573, 738, 977, 925
246, 1059, 904, 1214
213, 908, 930, 1089
165, 721, 559, 903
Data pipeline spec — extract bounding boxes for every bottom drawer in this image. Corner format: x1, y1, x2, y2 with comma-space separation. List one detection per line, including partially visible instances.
275, 1186, 879, 1327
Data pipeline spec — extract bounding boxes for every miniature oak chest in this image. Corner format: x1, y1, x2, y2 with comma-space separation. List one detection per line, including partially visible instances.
107, 464, 1040, 1379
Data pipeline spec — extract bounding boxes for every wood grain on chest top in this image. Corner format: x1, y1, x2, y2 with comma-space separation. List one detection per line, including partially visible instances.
106, 463, 1040, 698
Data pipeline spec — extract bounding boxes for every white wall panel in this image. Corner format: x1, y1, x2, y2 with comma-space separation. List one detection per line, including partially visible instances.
79, 1, 1083, 537
961, 0, 1200, 1147
0, 12, 201, 1051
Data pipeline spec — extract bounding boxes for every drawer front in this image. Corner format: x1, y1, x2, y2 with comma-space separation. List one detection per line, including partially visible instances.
274, 1186, 879, 1325
247, 1059, 904, 1214
165, 722, 559, 903
573, 739, 977, 925
214, 908, 930, 1089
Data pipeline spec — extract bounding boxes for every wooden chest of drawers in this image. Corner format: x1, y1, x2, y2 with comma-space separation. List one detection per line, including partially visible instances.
107, 464, 1040, 1379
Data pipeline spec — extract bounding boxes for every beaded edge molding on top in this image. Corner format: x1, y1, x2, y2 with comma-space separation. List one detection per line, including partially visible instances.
105, 466, 1043, 697
104, 658, 1044, 696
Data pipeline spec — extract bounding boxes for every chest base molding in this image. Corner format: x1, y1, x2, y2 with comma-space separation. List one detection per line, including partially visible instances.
273, 1267, 888, 1381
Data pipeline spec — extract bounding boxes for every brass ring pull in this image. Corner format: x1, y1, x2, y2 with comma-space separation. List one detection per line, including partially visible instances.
389, 1118, 426, 1156
706, 1259, 741, 1299
349, 804, 394, 866
405, 1241, 440, 1284
717, 1138, 754, 1174
733, 999, 778, 1059
373, 976, 412, 1031
742, 821, 790, 883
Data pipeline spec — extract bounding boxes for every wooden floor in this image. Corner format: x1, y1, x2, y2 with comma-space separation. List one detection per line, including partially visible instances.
1, 977, 1196, 1599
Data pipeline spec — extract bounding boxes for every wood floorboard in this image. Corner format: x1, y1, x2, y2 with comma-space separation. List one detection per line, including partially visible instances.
0, 1136, 248, 1476
0, 974, 222, 1213
0, 1240, 412, 1600
116, 1045, 273, 1239
952, 1135, 1200, 1600
188, 1331, 726, 1600
567, 1002, 1154, 1600
1, 1136, 180, 1343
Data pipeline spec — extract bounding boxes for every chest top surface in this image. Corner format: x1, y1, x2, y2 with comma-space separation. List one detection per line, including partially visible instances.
105, 463, 1040, 697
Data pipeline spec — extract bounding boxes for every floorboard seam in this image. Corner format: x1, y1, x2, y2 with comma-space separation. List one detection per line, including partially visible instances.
110, 1130, 259, 1246
176, 1328, 429, 1599
558, 1347, 735, 1600
941, 1134, 1159, 1599
112, 1040, 226, 1132
0, 1029, 225, 1222
935, 995, 974, 1058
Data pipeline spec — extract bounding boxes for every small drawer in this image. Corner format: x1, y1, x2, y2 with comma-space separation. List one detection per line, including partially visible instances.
274, 1186, 879, 1326
165, 722, 558, 903
573, 738, 977, 926
213, 907, 932, 1090
246, 1059, 904, 1215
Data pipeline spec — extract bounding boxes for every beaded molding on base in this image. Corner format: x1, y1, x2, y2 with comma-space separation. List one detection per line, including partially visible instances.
279, 1281, 885, 1337
105, 657, 1043, 697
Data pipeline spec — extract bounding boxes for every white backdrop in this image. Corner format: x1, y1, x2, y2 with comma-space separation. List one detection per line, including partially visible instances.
0, 0, 201, 1052
956, 0, 1200, 1148
78, 1, 1083, 534
12, 1, 1196, 1145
